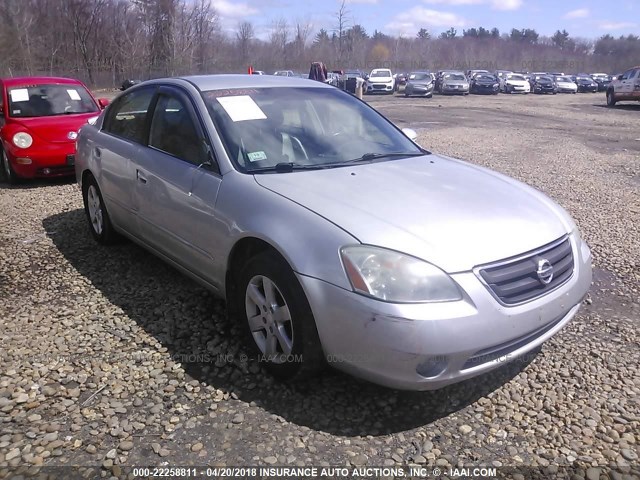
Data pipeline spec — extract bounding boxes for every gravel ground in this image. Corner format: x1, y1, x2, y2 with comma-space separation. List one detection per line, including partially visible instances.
0, 92, 638, 479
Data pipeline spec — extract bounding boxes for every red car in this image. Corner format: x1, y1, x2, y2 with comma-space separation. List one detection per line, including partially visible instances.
0, 76, 109, 183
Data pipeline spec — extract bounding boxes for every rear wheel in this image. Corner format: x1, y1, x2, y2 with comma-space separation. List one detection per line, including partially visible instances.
606, 90, 617, 107
82, 175, 119, 244
1, 149, 19, 185
235, 252, 324, 380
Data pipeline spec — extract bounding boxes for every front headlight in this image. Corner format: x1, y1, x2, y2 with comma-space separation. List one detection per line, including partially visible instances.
340, 245, 462, 303
13, 132, 33, 149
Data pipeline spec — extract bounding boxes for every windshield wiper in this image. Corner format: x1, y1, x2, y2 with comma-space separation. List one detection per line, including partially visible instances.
248, 162, 333, 174
343, 151, 426, 164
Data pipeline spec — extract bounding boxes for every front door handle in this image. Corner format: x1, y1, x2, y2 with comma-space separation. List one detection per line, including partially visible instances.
136, 169, 147, 184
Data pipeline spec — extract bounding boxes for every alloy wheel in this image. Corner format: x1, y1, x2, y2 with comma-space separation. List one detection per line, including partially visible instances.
87, 185, 104, 235
245, 275, 294, 363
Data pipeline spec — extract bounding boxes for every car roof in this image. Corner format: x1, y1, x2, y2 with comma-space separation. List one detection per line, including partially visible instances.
174, 74, 332, 91
1, 76, 86, 87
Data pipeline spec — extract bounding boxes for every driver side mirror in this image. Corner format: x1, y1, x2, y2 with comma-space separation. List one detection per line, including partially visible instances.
617, 75, 623, 80
98, 98, 110, 109
402, 127, 418, 142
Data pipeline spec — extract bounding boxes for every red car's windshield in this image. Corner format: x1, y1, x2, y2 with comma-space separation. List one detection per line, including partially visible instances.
7, 84, 98, 118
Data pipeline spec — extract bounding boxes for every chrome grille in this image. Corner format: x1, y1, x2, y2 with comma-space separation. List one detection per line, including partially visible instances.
478, 237, 574, 305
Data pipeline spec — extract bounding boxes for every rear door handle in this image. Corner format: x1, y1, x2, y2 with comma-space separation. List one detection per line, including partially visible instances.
136, 170, 147, 184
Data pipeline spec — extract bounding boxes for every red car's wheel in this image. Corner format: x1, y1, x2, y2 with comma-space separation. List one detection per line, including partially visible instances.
1, 149, 19, 185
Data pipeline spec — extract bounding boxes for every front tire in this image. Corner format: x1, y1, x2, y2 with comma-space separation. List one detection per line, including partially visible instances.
82, 174, 119, 244
1, 149, 19, 185
236, 252, 324, 380
606, 90, 617, 107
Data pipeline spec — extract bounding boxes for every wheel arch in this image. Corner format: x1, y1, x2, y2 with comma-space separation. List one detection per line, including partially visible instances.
225, 236, 288, 301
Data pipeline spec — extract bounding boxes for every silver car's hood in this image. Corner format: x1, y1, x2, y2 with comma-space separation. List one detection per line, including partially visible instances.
254, 155, 571, 273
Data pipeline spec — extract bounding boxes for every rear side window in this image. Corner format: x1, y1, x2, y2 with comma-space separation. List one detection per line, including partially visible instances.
103, 88, 155, 144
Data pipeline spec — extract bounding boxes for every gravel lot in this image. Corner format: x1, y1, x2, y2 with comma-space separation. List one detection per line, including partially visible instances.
0, 92, 638, 479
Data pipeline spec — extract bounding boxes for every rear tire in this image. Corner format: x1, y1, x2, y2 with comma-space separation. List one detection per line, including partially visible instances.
82, 174, 119, 244
1, 149, 19, 185
234, 251, 324, 381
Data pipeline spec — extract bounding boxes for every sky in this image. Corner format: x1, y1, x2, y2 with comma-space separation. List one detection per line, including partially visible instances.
209, 0, 639, 40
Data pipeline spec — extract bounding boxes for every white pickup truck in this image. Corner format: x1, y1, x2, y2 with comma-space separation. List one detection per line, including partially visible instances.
606, 66, 640, 106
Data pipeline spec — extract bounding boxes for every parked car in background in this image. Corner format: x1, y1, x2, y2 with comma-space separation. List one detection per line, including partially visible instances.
439, 72, 469, 95
326, 72, 340, 87
466, 69, 490, 80
120, 79, 141, 90
575, 75, 598, 93
501, 73, 530, 94
394, 73, 408, 90
591, 73, 611, 92
251, 71, 266, 75
0, 76, 109, 183
366, 68, 395, 94
494, 70, 513, 82
531, 75, 557, 95
606, 66, 640, 106
554, 75, 578, 94
274, 70, 295, 77
470, 74, 500, 95
403, 71, 435, 97
435, 70, 457, 93
342, 69, 364, 82
75, 74, 592, 391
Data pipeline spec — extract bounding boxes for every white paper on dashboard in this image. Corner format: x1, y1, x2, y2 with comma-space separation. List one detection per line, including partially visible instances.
67, 89, 82, 100
10, 89, 30, 102
216, 96, 267, 122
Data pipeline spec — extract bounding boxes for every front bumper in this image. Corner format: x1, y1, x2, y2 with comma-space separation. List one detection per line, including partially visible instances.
406, 85, 434, 96
472, 85, 499, 94
506, 85, 529, 93
441, 86, 468, 94
299, 234, 592, 390
6, 142, 76, 178
367, 84, 394, 93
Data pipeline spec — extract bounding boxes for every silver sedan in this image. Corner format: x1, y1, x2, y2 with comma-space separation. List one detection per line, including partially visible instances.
75, 75, 592, 390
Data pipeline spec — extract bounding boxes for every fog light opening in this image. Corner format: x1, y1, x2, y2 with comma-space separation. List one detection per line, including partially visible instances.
16, 157, 32, 165
416, 356, 448, 378
42, 168, 51, 175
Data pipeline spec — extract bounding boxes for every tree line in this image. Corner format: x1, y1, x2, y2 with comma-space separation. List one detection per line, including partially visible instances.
0, 0, 638, 88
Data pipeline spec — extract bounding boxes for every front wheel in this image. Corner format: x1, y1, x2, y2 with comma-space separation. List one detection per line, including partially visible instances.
236, 252, 324, 380
82, 175, 119, 244
606, 90, 616, 107
1, 149, 19, 185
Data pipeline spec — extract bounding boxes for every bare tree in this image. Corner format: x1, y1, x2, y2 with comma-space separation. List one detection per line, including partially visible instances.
236, 21, 255, 65
333, 0, 350, 62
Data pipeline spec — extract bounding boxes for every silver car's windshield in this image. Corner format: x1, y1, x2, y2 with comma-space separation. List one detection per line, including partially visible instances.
444, 74, 465, 81
202, 87, 423, 173
7, 84, 98, 118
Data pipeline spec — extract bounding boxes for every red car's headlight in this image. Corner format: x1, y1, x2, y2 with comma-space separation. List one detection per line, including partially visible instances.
13, 132, 33, 149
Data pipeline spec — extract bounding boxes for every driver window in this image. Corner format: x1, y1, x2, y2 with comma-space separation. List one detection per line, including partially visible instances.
149, 95, 208, 166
